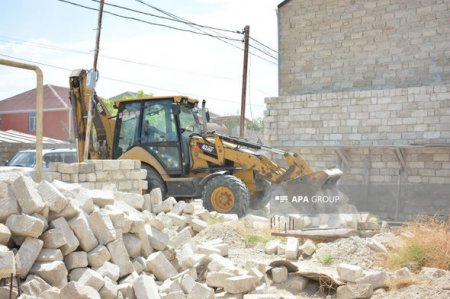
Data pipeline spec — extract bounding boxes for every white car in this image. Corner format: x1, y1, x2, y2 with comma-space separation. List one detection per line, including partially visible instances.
5, 148, 77, 169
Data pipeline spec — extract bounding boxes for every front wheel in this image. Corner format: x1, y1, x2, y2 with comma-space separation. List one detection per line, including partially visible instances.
202, 175, 249, 217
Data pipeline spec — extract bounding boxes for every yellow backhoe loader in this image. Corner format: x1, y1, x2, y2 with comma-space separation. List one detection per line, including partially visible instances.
69, 69, 342, 217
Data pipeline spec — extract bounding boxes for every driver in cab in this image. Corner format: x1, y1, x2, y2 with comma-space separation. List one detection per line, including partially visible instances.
142, 120, 164, 143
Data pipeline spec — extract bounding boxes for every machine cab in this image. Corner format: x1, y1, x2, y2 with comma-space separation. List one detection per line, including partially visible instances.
112, 97, 201, 175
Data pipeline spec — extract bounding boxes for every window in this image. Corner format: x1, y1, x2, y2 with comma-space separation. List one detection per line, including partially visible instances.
29, 112, 36, 131
114, 102, 141, 158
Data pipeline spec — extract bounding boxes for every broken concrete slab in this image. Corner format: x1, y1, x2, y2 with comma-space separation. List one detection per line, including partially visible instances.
50, 217, 79, 255
337, 283, 373, 298
15, 237, 44, 278
146, 251, 178, 281
6, 214, 45, 238
133, 274, 161, 299
107, 238, 134, 277
38, 180, 68, 213
13, 175, 46, 214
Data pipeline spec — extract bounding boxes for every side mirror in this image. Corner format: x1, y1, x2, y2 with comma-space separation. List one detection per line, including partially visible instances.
206, 109, 211, 122
172, 103, 181, 116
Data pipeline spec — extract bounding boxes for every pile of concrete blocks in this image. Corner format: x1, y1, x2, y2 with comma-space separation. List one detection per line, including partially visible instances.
44, 159, 148, 194
265, 237, 317, 259
0, 174, 275, 298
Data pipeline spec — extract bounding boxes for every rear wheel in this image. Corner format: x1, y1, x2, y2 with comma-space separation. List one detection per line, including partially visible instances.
202, 175, 249, 217
142, 165, 166, 198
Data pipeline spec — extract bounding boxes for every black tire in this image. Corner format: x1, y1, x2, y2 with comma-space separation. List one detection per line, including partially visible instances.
250, 179, 272, 210
142, 164, 166, 198
202, 175, 249, 218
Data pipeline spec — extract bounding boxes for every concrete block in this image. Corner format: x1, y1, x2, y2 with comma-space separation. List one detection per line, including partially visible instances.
337, 263, 364, 282
72, 188, 95, 213
69, 213, 98, 252
167, 212, 188, 227
107, 238, 134, 277
145, 224, 169, 251
36, 248, 63, 263
178, 242, 196, 269
171, 201, 186, 215
0, 250, 15, 279
40, 228, 66, 249
190, 219, 208, 232
88, 210, 117, 245
337, 283, 373, 298
69, 267, 88, 281
60, 281, 101, 299
224, 275, 257, 294
30, 261, 68, 288
99, 277, 120, 299
21, 275, 51, 297
272, 267, 288, 283
248, 267, 264, 283
50, 217, 79, 255
88, 189, 115, 207
300, 239, 316, 256
161, 197, 177, 212
123, 233, 142, 258
15, 237, 44, 278
0, 223, 11, 245
133, 274, 161, 299
39, 286, 60, 299
285, 237, 299, 259
356, 270, 389, 289
146, 251, 178, 281
0, 194, 19, 222
87, 245, 111, 268
132, 256, 147, 274
264, 239, 280, 255
206, 271, 234, 288
285, 275, 309, 293
6, 214, 45, 238
38, 180, 68, 212
115, 191, 144, 210
94, 261, 120, 281
48, 198, 80, 221
183, 203, 195, 214
163, 291, 185, 299
187, 282, 214, 299
168, 227, 192, 249
180, 273, 196, 293
64, 251, 88, 270
196, 209, 210, 222
149, 188, 163, 212
12, 175, 46, 214
366, 238, 388, 253
78, 268, 105, 291
207, 254, 238, 273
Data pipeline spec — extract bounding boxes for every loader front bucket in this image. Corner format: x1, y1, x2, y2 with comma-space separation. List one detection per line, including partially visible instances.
270, 168, 344, 215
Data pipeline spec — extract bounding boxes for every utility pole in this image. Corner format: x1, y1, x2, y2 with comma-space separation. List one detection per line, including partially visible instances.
84, 0, 105, 161
239, 25, 250, 138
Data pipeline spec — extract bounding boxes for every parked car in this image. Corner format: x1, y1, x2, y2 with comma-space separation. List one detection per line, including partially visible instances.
5, 148, 77, 169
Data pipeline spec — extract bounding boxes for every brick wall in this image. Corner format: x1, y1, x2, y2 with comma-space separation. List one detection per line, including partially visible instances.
278, 0, 450, 95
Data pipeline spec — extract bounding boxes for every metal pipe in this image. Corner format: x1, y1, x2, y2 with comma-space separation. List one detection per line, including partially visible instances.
0, 58, 43, 182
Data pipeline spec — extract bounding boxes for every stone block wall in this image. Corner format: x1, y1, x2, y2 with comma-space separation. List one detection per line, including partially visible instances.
44, 160, 148, 194
278, 0, 450, 95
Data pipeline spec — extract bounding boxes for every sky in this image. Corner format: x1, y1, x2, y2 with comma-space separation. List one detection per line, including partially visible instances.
0, 0, 281, 118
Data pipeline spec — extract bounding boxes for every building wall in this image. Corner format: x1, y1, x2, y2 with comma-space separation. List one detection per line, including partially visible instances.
278, 0, 450, 96
1, 110, 70, 141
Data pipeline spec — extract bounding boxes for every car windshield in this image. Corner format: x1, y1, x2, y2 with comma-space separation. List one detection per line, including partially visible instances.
7, 152, 36, 167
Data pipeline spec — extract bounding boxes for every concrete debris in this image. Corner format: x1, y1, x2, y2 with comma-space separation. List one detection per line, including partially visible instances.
285, 237, 299, 259
272, 266, 288, 283
336, 283, 373, 298
337, 263, 364, 282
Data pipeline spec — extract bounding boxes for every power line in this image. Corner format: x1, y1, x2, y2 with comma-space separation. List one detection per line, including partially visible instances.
0, 53, 266, 107
89, 0, 241, 35
133, 0, 278, 65
250, 36, 278, 54
0, 36, 273, 96
55, 0, 242, 42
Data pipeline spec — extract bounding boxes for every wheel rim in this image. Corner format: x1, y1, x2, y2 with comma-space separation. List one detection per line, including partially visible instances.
211, 186, 235, 213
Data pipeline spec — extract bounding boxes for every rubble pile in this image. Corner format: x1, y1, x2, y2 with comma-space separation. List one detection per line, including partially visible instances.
0, 174, 283, 299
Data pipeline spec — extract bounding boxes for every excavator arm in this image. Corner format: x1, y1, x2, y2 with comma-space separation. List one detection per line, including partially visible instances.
69, 69, 115, 161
